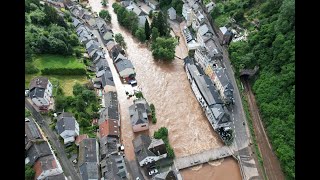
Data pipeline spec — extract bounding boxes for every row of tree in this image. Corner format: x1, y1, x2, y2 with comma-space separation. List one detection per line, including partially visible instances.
153, 127, 175, 158
224, 0, 295, 179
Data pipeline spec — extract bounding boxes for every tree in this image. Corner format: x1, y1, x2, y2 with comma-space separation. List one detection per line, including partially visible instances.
145, 20, 151, 40
135, 28, 146, 42
29, 9, 46, 25
166, 146, 175, 158
101, 0, 107, 7
148, 10, 153, 18
152, 11, 169, 37
151, 27, 160, 41
25, 165, 35, 180
151, 37, 177, 61
99, 10, 111, 23
73, 83, 85, 96
115, 33, 127, 49
154, 127, 168, 139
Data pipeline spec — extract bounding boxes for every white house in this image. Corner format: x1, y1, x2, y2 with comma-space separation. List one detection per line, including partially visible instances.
133, 134, 167, 167
206, 2, 215, 13
56, 112, 80, 145
29, 77, 53, 110
167, 7, 176, 20
182, 3, 192, 27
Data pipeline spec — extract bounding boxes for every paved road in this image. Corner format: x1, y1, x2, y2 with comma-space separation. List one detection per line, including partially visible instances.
25, 99, 80, 180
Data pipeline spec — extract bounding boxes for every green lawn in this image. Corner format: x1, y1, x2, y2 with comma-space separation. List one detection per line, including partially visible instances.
25, 74, 88, 96
33, 54, 85, 70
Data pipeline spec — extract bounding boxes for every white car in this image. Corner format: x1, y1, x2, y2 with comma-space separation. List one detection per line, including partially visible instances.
148, 169, 158, 176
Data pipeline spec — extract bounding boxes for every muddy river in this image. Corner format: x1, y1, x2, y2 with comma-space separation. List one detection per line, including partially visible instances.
88, 0, 241, 179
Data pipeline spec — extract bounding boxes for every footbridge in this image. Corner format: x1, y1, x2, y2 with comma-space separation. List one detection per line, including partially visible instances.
174, 146, 233, 170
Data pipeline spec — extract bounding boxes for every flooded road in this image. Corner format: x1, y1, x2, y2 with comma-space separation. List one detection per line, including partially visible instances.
88, 0, 241, 179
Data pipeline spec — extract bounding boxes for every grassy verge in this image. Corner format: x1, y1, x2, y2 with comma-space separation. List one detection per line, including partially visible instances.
25, 74, 88, 96
235, 78, 267, 180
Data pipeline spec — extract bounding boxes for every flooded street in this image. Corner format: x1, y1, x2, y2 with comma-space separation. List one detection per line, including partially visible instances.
88, 0, 241, 179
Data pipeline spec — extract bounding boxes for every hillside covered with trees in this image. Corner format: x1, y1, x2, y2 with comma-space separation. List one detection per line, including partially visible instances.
211, 0, 295, 179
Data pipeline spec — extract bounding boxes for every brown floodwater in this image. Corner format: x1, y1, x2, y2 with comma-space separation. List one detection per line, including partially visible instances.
181, 157, 242, 180
88, 0, 241, 179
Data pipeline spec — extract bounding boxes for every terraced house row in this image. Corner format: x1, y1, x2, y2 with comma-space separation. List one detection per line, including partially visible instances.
67, 1, 130, 179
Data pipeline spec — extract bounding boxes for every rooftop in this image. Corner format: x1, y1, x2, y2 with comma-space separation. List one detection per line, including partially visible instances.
29, 77, 49, 90
99, 120, 120, 138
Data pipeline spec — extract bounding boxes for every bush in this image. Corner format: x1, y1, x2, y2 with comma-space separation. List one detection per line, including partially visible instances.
25, 62, 40, 74
154, 127, 168, 139
41, 67, 86, 75
135, 92, 144, 98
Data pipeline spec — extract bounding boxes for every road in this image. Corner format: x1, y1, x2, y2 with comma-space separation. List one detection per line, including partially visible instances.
25, 99, 81, 180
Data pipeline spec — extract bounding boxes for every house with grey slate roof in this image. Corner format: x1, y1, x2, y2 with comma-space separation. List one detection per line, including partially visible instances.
99, 136, 119, 159
85, 40, 101, 57
78, 138, 100, 180
25, 117, 43, 150
72, 17, 82, 28
29, 77, 53, 110
132, 134, 167, 167
55, 112, 79, 145
25, 140, 52, 166
129, 98, 151, 132
212, 67, 234, 104
185, 59, 232, 130
100, 154, 128, 180
99, 105, 119, 125
114, 58, 136, 82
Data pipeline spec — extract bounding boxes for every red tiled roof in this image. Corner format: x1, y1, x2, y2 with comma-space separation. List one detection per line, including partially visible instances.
99, 119, 119, 138
33, 155, 57, 179
75, 134, 89, 146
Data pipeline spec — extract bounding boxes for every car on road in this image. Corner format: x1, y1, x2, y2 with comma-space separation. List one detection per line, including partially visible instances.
129, 79, 137, 86
148, 169, 158, 176
136, 177, 140, 180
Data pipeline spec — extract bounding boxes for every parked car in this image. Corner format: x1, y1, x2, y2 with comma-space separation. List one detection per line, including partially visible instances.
148, 169, 158, 176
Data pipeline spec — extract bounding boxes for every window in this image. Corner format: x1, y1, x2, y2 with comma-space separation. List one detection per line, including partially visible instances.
141, 125, 146, 127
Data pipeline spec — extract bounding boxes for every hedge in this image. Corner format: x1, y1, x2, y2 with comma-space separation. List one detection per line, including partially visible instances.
41, 67, 86, 75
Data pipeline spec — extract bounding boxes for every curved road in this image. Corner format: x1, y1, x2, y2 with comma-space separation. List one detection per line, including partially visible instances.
25, 99, 80, 180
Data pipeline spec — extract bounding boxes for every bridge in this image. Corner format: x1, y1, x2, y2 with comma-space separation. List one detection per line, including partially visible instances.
174, 146, 233, 170
239, 66, 259, 77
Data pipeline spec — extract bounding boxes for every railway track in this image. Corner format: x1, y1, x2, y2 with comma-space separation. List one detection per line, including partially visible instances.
241, 77, 285, 180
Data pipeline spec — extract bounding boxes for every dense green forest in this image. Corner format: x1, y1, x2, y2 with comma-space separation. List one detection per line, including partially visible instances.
212, 0, 295, 179
25, 0, 83, 72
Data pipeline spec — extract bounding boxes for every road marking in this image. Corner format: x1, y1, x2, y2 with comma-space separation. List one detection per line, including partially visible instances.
233, 117, 235, 120
232, 109, 234, 112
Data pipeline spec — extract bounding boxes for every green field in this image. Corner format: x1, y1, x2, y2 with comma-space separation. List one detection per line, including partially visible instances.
26, 55, 87, 96
25, 74, 88, 96
33, 54, 85, 70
